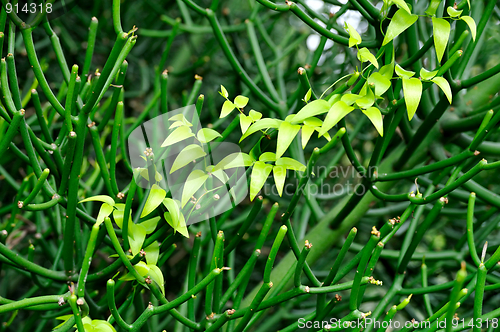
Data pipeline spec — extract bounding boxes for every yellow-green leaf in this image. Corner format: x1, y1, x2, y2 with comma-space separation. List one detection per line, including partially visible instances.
402, 77, 422, 120
250, 161, 273, 201
197, 128, 221, 143
276, 121, 301, 159
259, 152, 276, 162
170, 144, 207, 173
164, 211, 189, 238
234, 95, 249, 108
249, 109, 262, 121
239, 118, 281, 142
161, 126, 194, 147
357, 47, 379, 69
140, 184, 166, 218
147, 265, 165, 295
79, 195, 115, 206
345, 22, 362, 47
390, 0, 412, 14
128, 224, 146, 256
432, 17, 450, 63
395, 64, 415, 79
291, 99, 331, 124
96, 203, 114, 226
144, 242, 159, 266
273, 165, 287, 197
220, 85, 229, 98
367, 72, 391, 96
341, 93, 361, 106
275, 157, 306, 172
140, 216, 160, 234
461, 16, 476, 41
220, 100, 235, 118
383, 9, 418, 46
431, 76, 452, 103
356, 87, 375, 109
213, 152, 254, 171
181, 170, 208, 207
319, 101, 354, 136
447, 6, 462, 18
362, 107, 384, 136
420, 68, 438, 81
240, 114, 252, 134
301, 124, 315, 149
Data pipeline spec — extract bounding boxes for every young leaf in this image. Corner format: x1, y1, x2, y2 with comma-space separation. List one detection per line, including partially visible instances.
431, 76, 453, 103
128, 224, 147, 256
170, 144, 207, 173
390, 0, 412, 14
96, 203, 114, 226
161, 126, 194, 147
402, 77, 422, 120
301, 125, 315, 149
92, 320, 117, 332
447, 6, 463, 18
275, 157, 306, 172
420, 68, 438, 81
382, 9, 418, 46
362, 107, 384, 136
341, 93, 362, 106
395, 64, 415, 79
113, 204, 132, 229
147, 265, 165, 295
234, 95, 249, 108
379, 62, 395, 80
356, 87, 375, 109
220, 100, 235, 118
357, 47, 379, 69
249, 109, 262, 121
425, 0, 442, 16
250, 161, 273, 201
213, 152, 254, 171
162, 198, 181, 222
164, 211, 189, 238
144, 242, 160, 265
460, 16, 476, 41
319, 101, 355, 136
239, 118, 282, 142
259, 152, 276, 162
140, 184, 166, 218
181, 169, 209, 207
276, 121, 301, 159
197, 128, 221, 143
291, 99, 331, 124
304, 88, 312, 103
140, 216, 160, 234
273, 165, 287, 196
79, 195, 115, 206
220, 85, 229, 98
303, 117, 323, 127
367, 72, 391, 96
432, 17, 450, 63
240, 114, 252, 134
345, 22, 362, 47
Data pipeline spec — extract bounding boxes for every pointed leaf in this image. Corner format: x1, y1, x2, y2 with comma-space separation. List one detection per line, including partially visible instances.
345, 22, 362, 47
432, 17, 450, 63
148, 265, 165, 295
164, 211, 189, 238
383, 9, 418, 46
357, 47, 379, 68
170, 144, 207, 173
112, 204, 132, 230
96, 203, 114, 226
249, 110, 262, 121
356, 87, 375, 109
379, 62, 395, 80
140, 216, 160, 234
319, 101, 355, 136
461, 16, 476, 41
276, 121, 301, 159
197, 128, 221, 143
79, 195, 115, 206
234, 95, 249, 108
391, 0, 412, 14
303, 117, 323, 127
240, 114, 252, 134
134, 261, 150, 277
250, 161, 273, 201
181, 170, 209, 207
431, 76, 452, 103
220, 85, 229, 98
341, 93, 361, 106
144, 242, 159, 265
291, 99, 331, 124
161, 126, 194, 147
220, 100, 235, 118
367, 72, 391, 96
301, 125, 315, 149
139, 168, 163, 182
239, 118, 281, 141
276, 157, 306, 172
140, 184, 166, 218
447, 6, 462, 18
128, 224, 146, 256
395, 64, 415, 79
259, 152, 276, 162
162, 198, 181, 222
362, 107, 384, 136
212, 169, 230, 184
304, 88, 312, 102
402, 77, 422, 120
420, 68, 438, 81
213, 152, 254, 171
273, 166, 287, 197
